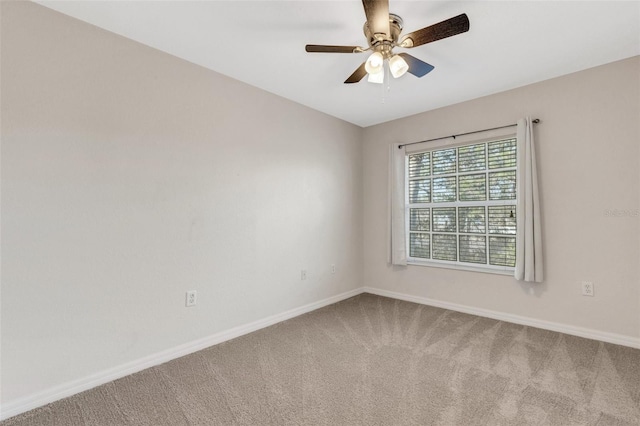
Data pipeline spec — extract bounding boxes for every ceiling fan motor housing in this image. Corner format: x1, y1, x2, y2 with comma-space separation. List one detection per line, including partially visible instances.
364, 13, 404, 52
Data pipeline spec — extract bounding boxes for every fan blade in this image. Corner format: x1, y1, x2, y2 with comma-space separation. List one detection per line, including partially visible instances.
344, 62, 368, 84
362, 0, 390, 38
306, 44, 360, 53
400, 13, 469, 48
397, 53, 434, 78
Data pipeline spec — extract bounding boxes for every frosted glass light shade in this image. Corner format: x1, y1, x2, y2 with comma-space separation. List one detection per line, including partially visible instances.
389, 54, 409, 78
367, 70, 384, 84
365, 52, 384, 75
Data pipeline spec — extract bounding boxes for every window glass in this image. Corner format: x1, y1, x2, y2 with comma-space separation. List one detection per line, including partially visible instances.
406, 137, 517, 271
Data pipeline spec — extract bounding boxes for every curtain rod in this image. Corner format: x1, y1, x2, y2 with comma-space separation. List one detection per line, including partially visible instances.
398, 118, 540, 149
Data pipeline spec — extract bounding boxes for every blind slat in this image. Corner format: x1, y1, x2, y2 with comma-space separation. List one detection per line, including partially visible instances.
408, 153, 430, 178
459, 206, 486, 234
458, 143, 486, 172
432, 234, 457, 261
459, 235, 487, 264
459, 173, 486, 201
432, 148, 457, 175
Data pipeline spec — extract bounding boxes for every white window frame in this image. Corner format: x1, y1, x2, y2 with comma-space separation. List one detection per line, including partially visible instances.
404, 133, 517, 275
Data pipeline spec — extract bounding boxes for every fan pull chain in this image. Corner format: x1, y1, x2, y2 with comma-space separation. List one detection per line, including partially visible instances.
381, 61, 390, 104
386, 61, 391, 93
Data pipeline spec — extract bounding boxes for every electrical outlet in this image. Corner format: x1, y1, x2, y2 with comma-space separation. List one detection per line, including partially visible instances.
186, 290, 197, 307
581, 282, 594, 297
301, 270, 307, 280
331, 264, 336, 274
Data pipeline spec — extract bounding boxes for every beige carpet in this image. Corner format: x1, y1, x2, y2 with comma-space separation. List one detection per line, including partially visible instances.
3, 293, 639, 425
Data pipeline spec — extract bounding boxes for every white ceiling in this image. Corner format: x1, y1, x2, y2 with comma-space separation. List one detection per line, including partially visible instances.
37, 1, 640, 127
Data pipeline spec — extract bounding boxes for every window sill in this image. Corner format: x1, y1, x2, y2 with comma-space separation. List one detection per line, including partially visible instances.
407, 259, 515, 276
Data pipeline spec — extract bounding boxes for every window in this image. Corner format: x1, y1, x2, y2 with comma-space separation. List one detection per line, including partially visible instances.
406, 137, 517, 273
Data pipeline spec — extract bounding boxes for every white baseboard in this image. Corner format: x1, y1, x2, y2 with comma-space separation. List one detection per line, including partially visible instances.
0, 288, 363, 421
362, 287, 640, 349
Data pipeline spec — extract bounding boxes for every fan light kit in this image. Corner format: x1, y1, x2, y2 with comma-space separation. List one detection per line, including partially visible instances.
305, 0, 470, 85
363, 51, 408, 84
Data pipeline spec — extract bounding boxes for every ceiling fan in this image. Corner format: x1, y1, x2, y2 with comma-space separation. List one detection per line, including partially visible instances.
305, 0, 470, 84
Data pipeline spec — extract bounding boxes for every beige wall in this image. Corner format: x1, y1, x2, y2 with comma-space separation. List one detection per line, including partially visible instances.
1, 1, 362, 404
363, 56, 640, 340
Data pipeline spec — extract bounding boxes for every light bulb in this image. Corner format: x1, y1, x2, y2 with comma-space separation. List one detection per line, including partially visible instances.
365, 52, 384, 75
389, 54, 409, 78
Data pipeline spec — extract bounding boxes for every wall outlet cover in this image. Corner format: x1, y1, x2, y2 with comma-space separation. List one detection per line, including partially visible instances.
581, 282, 594, 297
186, 290, 197, 307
